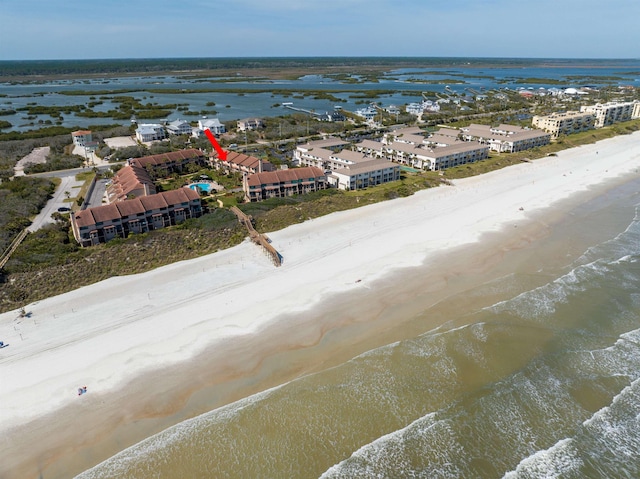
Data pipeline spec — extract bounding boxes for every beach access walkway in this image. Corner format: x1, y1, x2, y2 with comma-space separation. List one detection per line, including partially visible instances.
230, 206, 282, 266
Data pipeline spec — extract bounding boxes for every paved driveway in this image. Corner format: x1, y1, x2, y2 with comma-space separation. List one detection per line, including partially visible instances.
28, 175, 84, 232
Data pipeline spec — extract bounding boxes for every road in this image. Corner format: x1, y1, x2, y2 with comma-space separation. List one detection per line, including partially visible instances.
28, 174, 84, 232
26, 164, 117, 232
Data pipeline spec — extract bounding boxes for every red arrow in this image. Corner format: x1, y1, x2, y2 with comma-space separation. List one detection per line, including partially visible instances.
204, 128, 228, 161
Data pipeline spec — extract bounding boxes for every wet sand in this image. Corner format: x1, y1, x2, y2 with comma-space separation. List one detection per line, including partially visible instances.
1, 132, 640, 478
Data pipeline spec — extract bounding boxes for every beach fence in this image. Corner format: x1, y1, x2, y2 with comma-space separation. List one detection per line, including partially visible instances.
230, 206, 282, 267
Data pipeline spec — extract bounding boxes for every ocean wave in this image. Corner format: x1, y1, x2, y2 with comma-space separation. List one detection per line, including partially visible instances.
502, 378, 640, 478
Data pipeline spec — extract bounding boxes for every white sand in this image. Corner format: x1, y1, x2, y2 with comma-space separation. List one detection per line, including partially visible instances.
2, 132, 640, 475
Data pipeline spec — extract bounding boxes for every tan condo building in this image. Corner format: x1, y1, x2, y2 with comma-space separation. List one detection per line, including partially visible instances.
532, 111, 596, 138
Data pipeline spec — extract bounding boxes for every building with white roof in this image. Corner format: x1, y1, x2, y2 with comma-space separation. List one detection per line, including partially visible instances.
197, 118, 226, 136
135, 124, 166, 142
166, 119, 192, 136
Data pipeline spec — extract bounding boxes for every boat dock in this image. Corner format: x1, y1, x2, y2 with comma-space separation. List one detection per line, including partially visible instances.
283, 104, 321, 117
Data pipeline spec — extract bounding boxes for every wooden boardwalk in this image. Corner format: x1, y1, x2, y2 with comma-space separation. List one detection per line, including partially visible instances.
230, 206, 282, 267
0, 229, 29, 271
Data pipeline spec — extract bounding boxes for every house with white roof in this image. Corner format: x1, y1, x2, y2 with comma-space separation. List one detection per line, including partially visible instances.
135, 124, 166, 142
354, 106, 377, 122
197, 118, 226, 136
166, 119, 192, 136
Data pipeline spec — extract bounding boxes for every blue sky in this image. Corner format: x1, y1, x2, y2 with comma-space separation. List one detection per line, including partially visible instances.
1, 0, 638, 60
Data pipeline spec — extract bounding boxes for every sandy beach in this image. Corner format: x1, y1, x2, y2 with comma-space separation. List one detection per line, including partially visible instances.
2, 131, 640, 478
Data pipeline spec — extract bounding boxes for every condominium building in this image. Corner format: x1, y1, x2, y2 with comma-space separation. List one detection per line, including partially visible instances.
384, 141, 489, 171
106, 164, 156, 203
580, 101, 640, 128
71, 188, 202, 246
128, 149, 208, 175
211, 151, 275, 175
243, 167, 327, 202
327, 158, 401, 191
459, 124, 551, 152
294, 138, 352, 168
532, 111, 596, 138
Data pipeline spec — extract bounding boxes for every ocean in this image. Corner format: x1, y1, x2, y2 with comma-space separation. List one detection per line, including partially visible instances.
76, 174, 640, 477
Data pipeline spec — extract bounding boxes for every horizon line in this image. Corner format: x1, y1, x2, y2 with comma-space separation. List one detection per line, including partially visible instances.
1, 55, 639, 63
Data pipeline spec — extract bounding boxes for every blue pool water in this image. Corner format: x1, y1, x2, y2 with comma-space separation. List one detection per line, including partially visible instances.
188, 183, 214, 193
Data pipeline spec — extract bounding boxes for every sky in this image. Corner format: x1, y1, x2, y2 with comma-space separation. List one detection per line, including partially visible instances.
1, 0, 639, 61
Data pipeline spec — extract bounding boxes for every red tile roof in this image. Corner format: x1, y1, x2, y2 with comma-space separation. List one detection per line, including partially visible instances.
73, 188, 201, 228
129, 149, 205, 169
247, 167, 325, 187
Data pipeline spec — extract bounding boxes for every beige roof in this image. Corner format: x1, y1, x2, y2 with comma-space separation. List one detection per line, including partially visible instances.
356, 139, 384, 150
331, 149, 368, 163
299, 138, 349, 149
299, 147, 334, 160
336, 158, 399, 175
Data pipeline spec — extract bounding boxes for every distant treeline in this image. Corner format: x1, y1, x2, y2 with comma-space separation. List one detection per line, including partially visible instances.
0, 57, 628, 78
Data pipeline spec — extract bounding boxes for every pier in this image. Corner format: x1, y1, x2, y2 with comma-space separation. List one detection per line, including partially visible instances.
283, 104, 321, 118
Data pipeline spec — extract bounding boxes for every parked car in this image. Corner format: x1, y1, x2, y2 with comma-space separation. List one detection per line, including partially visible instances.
57, 207, 71, 212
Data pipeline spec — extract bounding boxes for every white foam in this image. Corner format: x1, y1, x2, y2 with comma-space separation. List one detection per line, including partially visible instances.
502, 438, 582, 478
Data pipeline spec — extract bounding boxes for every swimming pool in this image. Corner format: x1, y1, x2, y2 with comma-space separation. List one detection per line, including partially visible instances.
188, 182, 215, 193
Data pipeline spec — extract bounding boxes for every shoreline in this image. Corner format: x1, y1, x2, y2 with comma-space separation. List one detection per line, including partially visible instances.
2, 131, 640, 478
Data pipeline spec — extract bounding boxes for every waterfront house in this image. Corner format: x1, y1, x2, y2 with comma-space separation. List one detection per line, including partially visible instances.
71, 130, 93, 148
135, 123, 166, 142
166, 119, 192, 136
197, 118, 226, 136
237, 118, 264, 132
